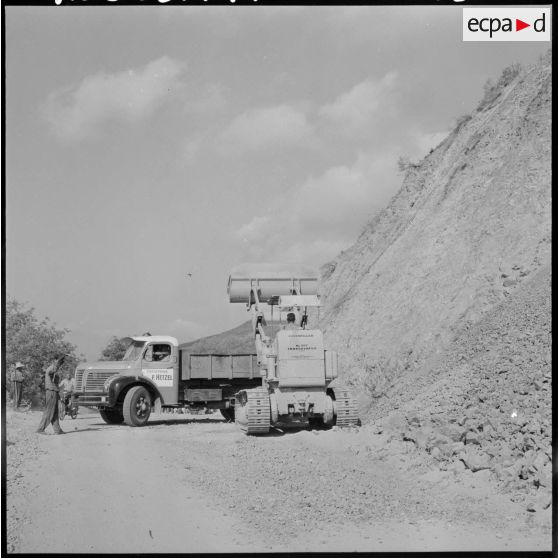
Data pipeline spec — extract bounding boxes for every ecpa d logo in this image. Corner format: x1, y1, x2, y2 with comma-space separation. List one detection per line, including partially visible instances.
463, 8, 551, 42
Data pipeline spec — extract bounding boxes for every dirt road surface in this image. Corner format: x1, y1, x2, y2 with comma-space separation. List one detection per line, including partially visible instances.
5, 407, 551, 553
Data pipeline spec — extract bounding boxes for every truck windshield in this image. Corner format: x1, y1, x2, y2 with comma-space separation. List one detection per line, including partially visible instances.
121, 341, 146, 361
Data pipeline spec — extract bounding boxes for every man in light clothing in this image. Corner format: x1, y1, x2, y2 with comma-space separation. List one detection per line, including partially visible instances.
10, 362, 25, 408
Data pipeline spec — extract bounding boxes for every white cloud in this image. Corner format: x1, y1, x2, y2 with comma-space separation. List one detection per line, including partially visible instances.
236, 217, 271, 242
234, 147, 402, 266
218, 104, 315, 156
183, 82, 229, 117
319, 72, 398, 135
191, 72, 398, 164
232, 123, 450, 266
44, 57, 186, 141
223, 70, 450, 266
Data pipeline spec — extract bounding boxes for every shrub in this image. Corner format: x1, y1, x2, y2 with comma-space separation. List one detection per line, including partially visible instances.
5, 298, 82, 408
477, 63, 522, 111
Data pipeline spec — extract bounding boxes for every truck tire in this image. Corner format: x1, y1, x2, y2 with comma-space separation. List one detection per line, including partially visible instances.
220, 408, 235, 422
99, 408, 124, 425
123, 386, 152, 427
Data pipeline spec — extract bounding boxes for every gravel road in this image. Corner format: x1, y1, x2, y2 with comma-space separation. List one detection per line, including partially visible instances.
5, 407, 551, 553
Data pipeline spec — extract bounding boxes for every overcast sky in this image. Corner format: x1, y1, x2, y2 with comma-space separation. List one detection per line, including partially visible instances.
4, 5, 549, 361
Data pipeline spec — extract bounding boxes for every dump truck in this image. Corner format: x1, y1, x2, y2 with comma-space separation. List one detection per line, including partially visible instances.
228, 264, 360, 434
73, 335, 261, 426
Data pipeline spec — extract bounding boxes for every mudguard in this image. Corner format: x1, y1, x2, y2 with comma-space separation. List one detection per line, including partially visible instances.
106, 375, 164, 407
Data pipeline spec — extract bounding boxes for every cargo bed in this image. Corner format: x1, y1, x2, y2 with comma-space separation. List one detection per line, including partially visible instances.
180, 351, 259, 380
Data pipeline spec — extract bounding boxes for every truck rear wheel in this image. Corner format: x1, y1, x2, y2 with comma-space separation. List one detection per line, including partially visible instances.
100, 408, 124, 425
123, 386, 152, 427
220, 408, 235, 422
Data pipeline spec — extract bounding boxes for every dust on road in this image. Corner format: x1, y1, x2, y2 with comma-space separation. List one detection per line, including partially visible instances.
5, 407, 551, 553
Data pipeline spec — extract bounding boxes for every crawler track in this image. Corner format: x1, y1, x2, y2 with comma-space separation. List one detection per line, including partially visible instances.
332, 386, 360, 427
235, 388, 270, 434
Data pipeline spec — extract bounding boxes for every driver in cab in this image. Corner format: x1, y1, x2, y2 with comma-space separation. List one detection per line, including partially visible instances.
151, 344, 171, 362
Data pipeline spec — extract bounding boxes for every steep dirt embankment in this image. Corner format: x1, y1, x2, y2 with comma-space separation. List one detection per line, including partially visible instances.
320, 52, 550, 394
374, 264, 551, 511
319, 53, 551, 510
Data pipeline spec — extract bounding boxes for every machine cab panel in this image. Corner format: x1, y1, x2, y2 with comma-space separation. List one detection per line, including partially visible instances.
274, 329, 326, 387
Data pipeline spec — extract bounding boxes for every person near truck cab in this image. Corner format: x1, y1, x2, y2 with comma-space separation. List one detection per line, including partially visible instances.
60, 372, 76, 408
152, 344, 171, 362
36, 354, 68, 435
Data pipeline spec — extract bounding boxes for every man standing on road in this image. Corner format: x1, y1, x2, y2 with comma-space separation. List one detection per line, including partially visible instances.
36, 354, 68, 435
10, 362, 25, 409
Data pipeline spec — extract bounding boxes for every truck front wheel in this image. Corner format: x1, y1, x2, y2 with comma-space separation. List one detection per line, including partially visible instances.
123, 386, 152, 427
100, 408, 124, 425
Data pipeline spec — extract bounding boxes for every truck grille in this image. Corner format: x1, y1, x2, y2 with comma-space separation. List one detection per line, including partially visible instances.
75, 370, 84, 390
76, 370, 118, 392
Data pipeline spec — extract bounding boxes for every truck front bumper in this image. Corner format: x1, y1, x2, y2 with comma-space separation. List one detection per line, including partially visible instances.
74, 392, 110, 406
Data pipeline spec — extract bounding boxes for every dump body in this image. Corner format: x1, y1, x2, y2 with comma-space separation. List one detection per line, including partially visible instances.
183, 353, 258, 380
179, 353, 261, 407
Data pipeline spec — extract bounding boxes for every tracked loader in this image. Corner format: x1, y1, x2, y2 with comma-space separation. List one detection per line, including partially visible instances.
228, 264, 360, 434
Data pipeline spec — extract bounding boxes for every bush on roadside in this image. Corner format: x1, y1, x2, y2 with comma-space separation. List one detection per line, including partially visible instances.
5, 298, 82, 408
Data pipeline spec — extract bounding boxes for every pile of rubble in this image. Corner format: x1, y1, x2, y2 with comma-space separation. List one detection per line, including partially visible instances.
376, 266, 551, 513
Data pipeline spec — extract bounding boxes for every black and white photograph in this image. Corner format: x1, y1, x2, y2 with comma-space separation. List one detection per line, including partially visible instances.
2, 1, 552, 553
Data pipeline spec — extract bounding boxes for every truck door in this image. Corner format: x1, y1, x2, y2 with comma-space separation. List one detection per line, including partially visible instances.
141, 342, 178, 405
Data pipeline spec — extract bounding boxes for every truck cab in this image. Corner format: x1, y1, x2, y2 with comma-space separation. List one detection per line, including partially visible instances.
74, 336, 180, 425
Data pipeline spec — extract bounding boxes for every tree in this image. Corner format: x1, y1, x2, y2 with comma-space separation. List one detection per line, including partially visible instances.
5, 298, 82, 407
99, 336, 130, 361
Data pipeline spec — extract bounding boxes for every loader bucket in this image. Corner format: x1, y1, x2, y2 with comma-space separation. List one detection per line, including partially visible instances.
228, 264, 319, 303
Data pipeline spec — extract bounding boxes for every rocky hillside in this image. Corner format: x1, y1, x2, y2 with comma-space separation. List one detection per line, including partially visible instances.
179, 320, 282, 354
319, 51, 551, 394
318, 52, 551, 509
